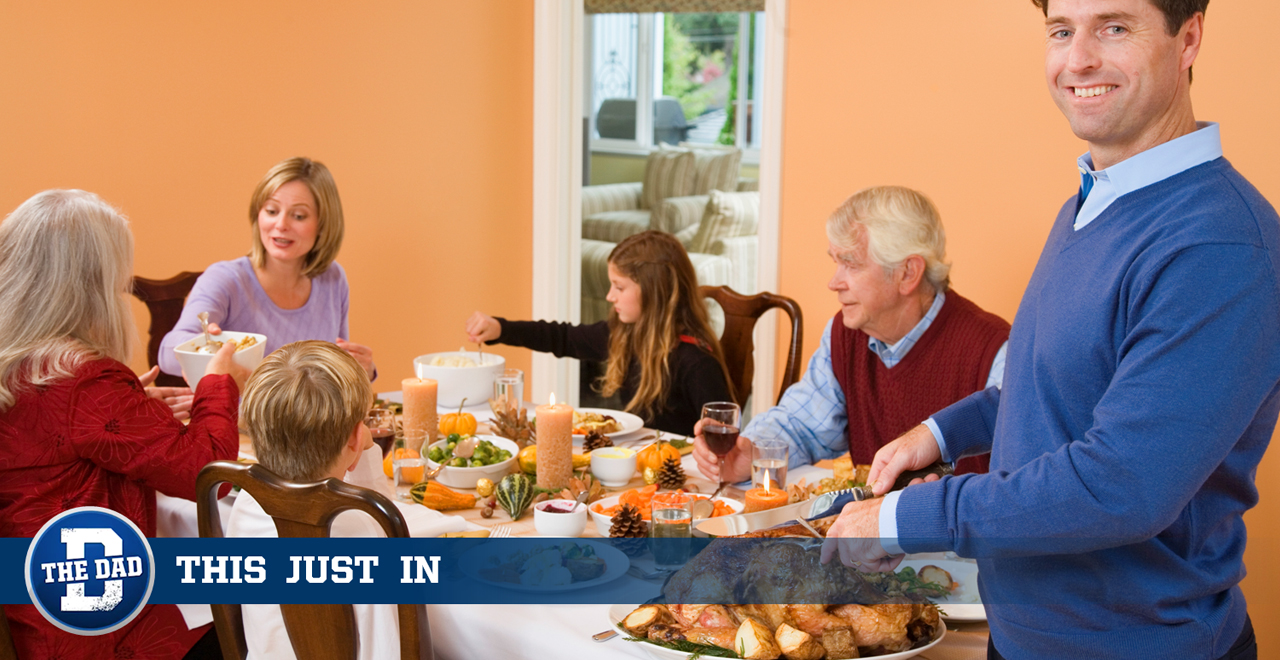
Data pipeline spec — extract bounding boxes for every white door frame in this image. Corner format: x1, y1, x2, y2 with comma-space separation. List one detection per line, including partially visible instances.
532, 0, 787, 416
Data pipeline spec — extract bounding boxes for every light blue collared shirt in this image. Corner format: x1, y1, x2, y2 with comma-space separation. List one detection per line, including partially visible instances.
882, 122, 1226, 554
742, 290, 1007, 468
1075, 122, 1223, 230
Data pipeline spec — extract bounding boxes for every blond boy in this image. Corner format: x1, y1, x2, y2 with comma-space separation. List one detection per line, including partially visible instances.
227, 340, 397, 660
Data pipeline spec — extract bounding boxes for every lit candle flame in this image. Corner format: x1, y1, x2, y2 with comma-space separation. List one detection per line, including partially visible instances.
763, 470, 772, 493
549, 392, 556, 406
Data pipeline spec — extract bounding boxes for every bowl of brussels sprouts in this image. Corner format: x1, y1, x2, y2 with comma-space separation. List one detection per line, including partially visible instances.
424, 434, 519, 489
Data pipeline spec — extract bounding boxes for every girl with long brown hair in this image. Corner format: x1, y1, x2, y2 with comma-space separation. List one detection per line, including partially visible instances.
466, 231, 733, 435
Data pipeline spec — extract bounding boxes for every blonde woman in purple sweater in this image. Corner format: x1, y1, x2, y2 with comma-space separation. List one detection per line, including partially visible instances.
159, 157, 375, 384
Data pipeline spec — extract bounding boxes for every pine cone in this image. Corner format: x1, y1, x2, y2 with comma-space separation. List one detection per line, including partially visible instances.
609, 503, 649, 538
609, 503, 650, 557
656, 456, 686, 490
582, 430, 613, 452
488, 399, 535, 447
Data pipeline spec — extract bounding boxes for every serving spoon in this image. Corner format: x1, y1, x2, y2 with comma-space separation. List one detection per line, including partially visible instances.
197, 311, 213, 345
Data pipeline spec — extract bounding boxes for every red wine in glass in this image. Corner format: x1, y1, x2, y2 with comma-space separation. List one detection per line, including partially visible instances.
700, 401, 742, 488
703, 425, 740, 456
371, 429, 396, 458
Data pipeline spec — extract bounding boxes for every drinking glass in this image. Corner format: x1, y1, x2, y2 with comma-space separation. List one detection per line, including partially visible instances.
650, 491, 693, 570
751, 439, 789, 491
364, 407, 397, 458
493, 369, 524, 412
392, 436, 425, 502
700, 401, 741, 494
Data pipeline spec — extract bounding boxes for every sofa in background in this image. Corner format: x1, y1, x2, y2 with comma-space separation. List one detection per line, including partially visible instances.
581, 146, 760, 326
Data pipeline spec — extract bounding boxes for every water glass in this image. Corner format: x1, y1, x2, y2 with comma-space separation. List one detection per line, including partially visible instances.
650, 491, 693, 570
393, 455, 425, 502
751, 439, 789, 491
493, 369, 524, 411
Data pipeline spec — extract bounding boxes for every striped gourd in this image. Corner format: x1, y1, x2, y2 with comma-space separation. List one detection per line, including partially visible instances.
495, 473, 534, 520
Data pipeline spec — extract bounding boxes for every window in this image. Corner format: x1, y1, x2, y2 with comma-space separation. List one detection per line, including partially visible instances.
587, 12, 765, 157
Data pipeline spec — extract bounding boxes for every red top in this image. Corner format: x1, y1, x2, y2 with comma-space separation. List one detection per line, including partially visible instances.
0, 357, 240, 659
830, 291, 1009, 475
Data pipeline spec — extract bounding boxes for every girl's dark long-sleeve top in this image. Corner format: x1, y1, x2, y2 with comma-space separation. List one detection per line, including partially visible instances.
492, 318, 732, 436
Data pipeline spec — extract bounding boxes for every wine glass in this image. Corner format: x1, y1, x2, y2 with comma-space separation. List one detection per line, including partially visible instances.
700, 401, 741, 495
364, 407, 397, 458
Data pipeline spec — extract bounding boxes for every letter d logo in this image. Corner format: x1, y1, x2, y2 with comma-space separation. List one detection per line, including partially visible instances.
25, 507, 154, 636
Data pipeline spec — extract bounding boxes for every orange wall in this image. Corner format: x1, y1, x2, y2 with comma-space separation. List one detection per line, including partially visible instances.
2, 0, 1276, 653
780, 1, 1280, 655
0, 1, 534, 390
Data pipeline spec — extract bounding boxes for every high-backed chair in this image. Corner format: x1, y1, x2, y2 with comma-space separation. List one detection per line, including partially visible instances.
196, 461, 432, 660
131, 272, 202, 388
0, 605, 17, 660
700, 285, 804, 408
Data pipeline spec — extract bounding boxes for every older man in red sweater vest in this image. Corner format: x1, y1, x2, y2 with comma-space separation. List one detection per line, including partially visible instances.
693, 186, 1009, 483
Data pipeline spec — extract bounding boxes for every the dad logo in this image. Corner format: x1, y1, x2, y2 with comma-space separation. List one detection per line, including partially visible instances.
24, 507, 155, 635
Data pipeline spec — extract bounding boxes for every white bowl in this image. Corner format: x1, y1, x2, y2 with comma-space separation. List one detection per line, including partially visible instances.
414, 351, 506, 409
533, 499, 588, 537
588, 493, 745, 537
173, 331, 268, 391
423, 435, 518, 489
589, 447, 638, 488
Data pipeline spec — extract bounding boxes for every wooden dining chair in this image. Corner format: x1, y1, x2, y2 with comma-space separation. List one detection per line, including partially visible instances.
131, 271, 202, 388
700, 285, 804, 408
0, 605, 17, 660
196, 461, 432, 660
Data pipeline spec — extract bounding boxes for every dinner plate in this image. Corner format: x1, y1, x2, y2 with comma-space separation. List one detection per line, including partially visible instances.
898, 558, 985, 622
459, 539, 629, 593
608, 603, 946, 660
572, 408, 645, 444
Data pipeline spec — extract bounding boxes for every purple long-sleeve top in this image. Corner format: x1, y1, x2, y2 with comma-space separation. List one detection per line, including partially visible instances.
158, 256, 351, 377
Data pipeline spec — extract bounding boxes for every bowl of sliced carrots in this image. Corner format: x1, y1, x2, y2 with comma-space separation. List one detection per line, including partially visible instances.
589, 483, 743, 537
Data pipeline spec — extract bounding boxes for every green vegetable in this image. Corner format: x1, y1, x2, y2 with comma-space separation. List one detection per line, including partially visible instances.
429, 436, 511, 468
495, 473, 534, 520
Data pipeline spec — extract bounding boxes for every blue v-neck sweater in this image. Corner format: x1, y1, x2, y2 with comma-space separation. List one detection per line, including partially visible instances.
896, 158, 1280, 660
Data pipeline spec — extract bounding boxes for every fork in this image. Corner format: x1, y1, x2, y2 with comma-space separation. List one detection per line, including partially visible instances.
488, 525, 511, 539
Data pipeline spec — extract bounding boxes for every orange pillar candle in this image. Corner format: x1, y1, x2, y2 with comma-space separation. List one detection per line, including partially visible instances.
535, 393, 574, 490
402, 377, 438, 453
743, 472, 789, 513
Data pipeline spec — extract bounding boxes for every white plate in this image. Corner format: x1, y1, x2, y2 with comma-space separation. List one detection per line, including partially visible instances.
459, 540, 629, 593
572, 408, 645, 444
897, 558, 985, 622
608, 603, 946, 660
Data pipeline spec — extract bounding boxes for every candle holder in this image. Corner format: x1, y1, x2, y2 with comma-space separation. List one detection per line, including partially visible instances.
751, 439, 789, 491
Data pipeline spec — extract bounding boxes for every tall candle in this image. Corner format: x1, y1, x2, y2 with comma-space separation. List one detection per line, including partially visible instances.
535, 393, 574, 490
402, 377, 437, 453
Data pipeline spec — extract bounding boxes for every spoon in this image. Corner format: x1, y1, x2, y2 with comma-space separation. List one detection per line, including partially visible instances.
453, 436, 480, 459
572, 488, 590, 512
690, 480, 728, 520
197, 311, 213, 347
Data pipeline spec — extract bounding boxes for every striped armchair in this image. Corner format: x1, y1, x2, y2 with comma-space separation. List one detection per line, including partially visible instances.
581, 185, 761, 327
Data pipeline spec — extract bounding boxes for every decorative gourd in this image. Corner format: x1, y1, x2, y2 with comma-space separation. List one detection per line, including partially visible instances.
409, 481, 476, 511
517, 445, 538, 475
637, 437, 681, 474
495, 473, 535, 520
438, 399, 478, 436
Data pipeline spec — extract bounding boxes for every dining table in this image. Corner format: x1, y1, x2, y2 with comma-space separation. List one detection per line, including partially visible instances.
160, 395, 991, 660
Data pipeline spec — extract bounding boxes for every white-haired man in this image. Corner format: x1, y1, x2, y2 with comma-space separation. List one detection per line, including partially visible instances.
693, 185, 1010, 482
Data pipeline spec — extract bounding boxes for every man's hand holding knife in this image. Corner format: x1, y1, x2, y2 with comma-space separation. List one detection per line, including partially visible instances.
820, 424, 947, 571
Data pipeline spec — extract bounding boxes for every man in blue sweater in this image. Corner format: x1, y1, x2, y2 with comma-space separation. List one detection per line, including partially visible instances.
823, 1, 1275, 658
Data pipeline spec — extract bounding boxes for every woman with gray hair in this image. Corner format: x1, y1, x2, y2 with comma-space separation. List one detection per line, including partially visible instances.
0, 190, 247, 659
